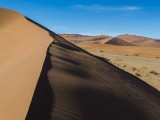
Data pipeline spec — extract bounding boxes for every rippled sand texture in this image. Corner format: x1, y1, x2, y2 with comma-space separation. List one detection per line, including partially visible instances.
26, 34, 160, 120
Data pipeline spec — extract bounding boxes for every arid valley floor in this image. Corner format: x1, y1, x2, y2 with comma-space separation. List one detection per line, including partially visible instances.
78, 44, 160, 90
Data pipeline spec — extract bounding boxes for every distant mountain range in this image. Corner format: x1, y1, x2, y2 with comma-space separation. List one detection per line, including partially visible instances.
59, 34, 160, 47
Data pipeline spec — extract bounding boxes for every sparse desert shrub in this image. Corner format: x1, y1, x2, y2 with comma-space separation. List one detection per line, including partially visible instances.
156, 56, 160, 58
125, 54, 129, 56
132, 67, 136, 71
142, 67, 147, 69
133, 54, 139, 56
116, 59, 122, 61
150, 70, 159, 75
135, 73, 141, 77
107, 59, 110, 62
123, 65, 127, 68
100, 50, 103, 52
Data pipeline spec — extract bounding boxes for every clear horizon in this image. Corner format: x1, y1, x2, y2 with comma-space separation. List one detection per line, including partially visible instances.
1, 0, 160, 39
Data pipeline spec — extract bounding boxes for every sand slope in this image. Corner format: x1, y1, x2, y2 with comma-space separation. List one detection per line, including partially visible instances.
0, 8, 52, 120
26, 32, 160, 119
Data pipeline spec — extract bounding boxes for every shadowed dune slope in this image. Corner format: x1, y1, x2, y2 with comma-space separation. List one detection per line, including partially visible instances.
0, 8, 52, 120
27, 30, 160, 119
105, 37, 134, 46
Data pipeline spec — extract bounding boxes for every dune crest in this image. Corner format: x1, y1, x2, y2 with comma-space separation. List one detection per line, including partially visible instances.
0, 8, 52, 120
0, 8, 25, 30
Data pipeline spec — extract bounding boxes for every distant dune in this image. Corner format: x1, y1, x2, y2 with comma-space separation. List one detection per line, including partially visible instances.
60, 34, 160, 47
1, 8, 160, 120
155, 39, 160, 42
105, 37, 134, 46
59, 34, 112, 44
116, 34, 160, 47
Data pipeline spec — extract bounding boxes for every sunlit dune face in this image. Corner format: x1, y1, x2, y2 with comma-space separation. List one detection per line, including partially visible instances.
0, 8, 25, 30
0, 8, 52, 120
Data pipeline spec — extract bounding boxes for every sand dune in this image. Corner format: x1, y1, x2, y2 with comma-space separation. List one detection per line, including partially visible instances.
0, 8, 52, 120
59, 34, 112, 44
1, 8, 160, 120
59, 34, 160, 47
26, 34, 160, 120
117, 34, 160, 47
105, 37, 134, 46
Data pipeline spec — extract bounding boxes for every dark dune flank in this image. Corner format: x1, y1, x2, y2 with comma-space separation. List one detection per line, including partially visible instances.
26, 19, 160, 120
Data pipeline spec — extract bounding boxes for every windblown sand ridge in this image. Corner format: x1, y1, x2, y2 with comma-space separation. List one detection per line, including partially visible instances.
0, 8, 52, 120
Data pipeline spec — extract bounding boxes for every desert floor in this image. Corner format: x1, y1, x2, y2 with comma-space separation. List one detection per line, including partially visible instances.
78, 44, 160, 90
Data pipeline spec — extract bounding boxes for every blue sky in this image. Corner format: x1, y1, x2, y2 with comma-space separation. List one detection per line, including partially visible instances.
1, 0, 160, 38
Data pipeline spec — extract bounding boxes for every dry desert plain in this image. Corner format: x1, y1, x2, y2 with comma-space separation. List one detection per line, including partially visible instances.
77, 44, 160, 90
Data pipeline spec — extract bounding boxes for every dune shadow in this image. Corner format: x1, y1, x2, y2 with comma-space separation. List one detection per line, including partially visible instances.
77, 87, 150, 120
53, 42, 81, 52
95, 55, 160, 97
62, 67, 90, 79
25, 45, 54, 120
55, 55, 81, 66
